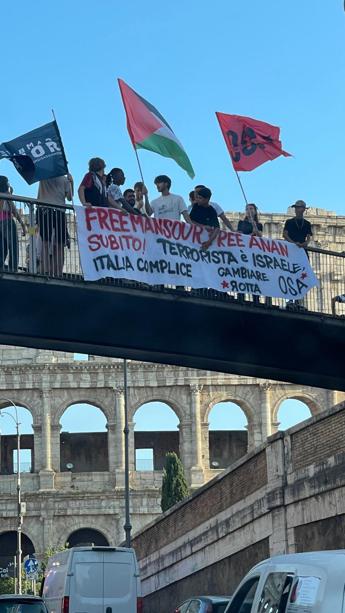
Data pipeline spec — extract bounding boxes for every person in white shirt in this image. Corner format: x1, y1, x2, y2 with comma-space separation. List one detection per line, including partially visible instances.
146, 175, 191, 223
106, 168, 139, 215
194, 184, 234, 231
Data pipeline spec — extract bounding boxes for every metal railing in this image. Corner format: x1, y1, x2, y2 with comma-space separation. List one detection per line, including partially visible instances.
0, 193, 344, 318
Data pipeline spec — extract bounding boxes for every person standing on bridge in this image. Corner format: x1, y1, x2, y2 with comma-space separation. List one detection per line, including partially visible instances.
237, 203, 263, 237
189, 187, 220, 250
283, 200, 313, 250
146, 175, 191, 223
0, 175, 26, 273
78, 158, 108, 208
37, 173, 74, 276
106, 168, 142, 215
195, 184, 234, 231
237, 203, 263, 305
283, 200, 313, 311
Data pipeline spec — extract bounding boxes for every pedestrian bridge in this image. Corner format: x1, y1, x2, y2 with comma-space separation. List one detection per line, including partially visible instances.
0, 194, 344, 391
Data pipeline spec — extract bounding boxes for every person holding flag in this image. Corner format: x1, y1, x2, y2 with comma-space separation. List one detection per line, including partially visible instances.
37, 173, 74, 276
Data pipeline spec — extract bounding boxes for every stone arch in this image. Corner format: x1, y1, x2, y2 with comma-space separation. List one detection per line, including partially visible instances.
0, 398, 35, 430
55, 397, 110, 425
203, 395, 256, 428
205, 398, 250, 470
274, 397, 313, 432
66, 528, 109, 547
55, 518, 114, 549
0, 402, 35, 474
272, 392, 322, 426
133, 400, 180, 471
129, 390, 185, 424
0, 531, 36, 568
59, 402, 108, 473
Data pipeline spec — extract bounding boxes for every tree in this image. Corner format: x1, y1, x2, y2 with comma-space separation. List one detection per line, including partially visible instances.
161, 452, 189, 512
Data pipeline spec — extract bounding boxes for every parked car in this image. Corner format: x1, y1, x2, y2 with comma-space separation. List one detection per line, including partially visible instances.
174, 595, 232, 613
0, 595, 48, 613
42, 546, 142, 613
225, 550, 345, 612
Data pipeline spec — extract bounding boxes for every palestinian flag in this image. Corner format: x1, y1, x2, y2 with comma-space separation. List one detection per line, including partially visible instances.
118, 79, 195, 178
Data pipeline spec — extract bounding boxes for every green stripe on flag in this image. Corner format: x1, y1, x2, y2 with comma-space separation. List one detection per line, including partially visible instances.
137, 133, 195, 178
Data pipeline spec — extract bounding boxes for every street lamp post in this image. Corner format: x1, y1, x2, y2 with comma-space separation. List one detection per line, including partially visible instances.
123, 360, 132, 547
0, 398, 22, 594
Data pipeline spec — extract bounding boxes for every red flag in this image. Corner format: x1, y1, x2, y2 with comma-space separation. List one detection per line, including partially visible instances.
216, 112, 291, 172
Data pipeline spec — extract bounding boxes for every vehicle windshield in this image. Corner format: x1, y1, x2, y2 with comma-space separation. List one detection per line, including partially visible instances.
0, 602, 46, 613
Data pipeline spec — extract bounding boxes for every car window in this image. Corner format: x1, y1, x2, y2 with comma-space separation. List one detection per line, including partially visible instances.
0, 602, 47, 613
213, 603, 230, 613
227, 576, 260, 613
175, 602, 190, 613
257, 573, 294, 613
187, 600, 201, 613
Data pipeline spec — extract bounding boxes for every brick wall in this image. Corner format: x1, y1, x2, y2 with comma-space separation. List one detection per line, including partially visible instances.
291, 409, 345, 470
132, 450, 267, 560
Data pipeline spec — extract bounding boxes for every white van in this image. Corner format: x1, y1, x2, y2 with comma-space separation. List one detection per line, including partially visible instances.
225, 550, 345, 612
42, 546, 142, 613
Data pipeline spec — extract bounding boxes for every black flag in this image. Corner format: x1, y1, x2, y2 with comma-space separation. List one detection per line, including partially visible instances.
0, 121, 68, 185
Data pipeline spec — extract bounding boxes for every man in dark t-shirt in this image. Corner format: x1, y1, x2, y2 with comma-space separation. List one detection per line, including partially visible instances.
283, 199, 313, 310
190, 186, 220, 250
283, 200, 313, 248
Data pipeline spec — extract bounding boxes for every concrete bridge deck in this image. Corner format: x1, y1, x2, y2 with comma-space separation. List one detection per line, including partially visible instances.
0, 273, 344, 391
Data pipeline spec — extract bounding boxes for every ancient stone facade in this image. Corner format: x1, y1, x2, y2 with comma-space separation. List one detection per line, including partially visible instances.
0, 207, 344, 559
0, 346, 343, 559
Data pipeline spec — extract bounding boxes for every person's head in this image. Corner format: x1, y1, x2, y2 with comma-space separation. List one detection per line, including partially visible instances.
245, 203, 259, 223
195, 186, 212, 206
154, 175, 171, 193
292, 199, 307, 218
189, 190, 195, 205
123, 188, 135, 206
134, 181, 144, 198
106, 168, 125, 187
0, 176, 10, 194
88, 158, 106, 176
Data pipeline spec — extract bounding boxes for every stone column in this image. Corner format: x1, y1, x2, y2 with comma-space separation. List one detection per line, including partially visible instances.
114, 387, 125, 470
107, 421, 116, 474
190, 384, 204, 487
114, 386, 125, 488
128, 420, 135, 472
39, 390, 55, 490
260, 383, 272, 442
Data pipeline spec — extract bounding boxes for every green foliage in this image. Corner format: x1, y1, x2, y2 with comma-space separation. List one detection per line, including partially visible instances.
0, 576, 15, 595
161, 452, 189, 512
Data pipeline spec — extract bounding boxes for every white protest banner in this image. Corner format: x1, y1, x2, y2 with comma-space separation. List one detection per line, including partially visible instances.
75, 207, 319, 300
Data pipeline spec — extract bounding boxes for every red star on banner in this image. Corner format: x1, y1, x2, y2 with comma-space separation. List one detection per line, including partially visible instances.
221, 280, 229, 289
300, 272, 308, 280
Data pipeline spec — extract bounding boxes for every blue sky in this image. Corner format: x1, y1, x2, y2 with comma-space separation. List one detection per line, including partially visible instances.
0, 2, 341, 440
1, 0, 344, 215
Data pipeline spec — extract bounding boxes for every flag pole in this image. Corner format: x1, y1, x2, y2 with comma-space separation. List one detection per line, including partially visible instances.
51, 109, 74, 204
133, 146, 145, 184
234, 170, 249, 206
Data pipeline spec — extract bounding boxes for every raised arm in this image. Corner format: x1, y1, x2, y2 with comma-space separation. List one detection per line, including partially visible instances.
219, 213, 234, 231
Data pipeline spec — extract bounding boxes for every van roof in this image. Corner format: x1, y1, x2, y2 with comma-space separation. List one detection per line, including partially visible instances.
67, 546, 135, 553
253, 550, 345, 572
